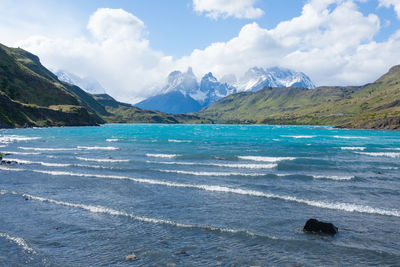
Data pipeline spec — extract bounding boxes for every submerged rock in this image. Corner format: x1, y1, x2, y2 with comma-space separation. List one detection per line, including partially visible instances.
303, 218, 338, 235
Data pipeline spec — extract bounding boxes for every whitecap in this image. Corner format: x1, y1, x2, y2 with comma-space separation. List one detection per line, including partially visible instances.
0, 135, 41, 144
146, 153, 179, 159
106, 139, 119, 142
312, 175, 355, 181
281, 135, 316, 139
340, 147, 366, 151
148, 161, 277, 169
2, 151, 41, 155
355, 152, 400, 158
19, 147, 76, 151
0, 233, 35, 253
238, 156, 296, 162
378, 166, 399, 170
2, 190, 260, 238
168, 139, 192, 143
158, 169, 266, 177
75, 157, 129, 163
77, 146, 119, 150
333, 135, 368, 139
2, 168, 399, 217
5, 158, 71, 167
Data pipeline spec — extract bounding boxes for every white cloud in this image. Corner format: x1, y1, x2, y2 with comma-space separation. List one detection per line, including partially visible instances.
17, 8, 174, 104
379, 0, 400, 19
193, 0, 264, 19
178, 0, 400, 86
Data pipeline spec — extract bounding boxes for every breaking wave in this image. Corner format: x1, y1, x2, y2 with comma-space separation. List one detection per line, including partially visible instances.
0, 135, 41, 144
77, 146, 119, 150
340, 147, 366, 151
146, 153, 179, 159
312, 175, 355, 181
238, 156, 296, 162
355, 152, 400, 158
148, 161, 277, 169
0, 233, 35, 253
75, 157, 130, 163
1, 167, 398, 217
158, 169, 266, 177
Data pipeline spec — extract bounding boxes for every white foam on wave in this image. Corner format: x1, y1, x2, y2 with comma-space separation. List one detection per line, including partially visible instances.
106, 139, 119, 142
5, 158, 71, 167
312, 175, 355, 181
378, 166, 399, 170
2, 151, 41, 155
238, 156, 296, 163
0, 233, 35, 253
0, 190, 259, 238
19, 147, 76, 151
333, 135, 368, 139
340, 147, 366, 151
355, 152, 400, 158
75, 157, 129, 163
0, 135, 41, 144
146, 153, 179, 159
148, 161, 277, 169
2, 167, 399, 217
168, 139, 192, 143
281, 135, 316, 139
158, 169, 266, 177
77, 146, 119, 150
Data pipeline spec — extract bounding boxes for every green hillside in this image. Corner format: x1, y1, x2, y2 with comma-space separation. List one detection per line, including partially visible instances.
0, 43, 104, 127
94, 94, 212, 124
198, 66, 400, 129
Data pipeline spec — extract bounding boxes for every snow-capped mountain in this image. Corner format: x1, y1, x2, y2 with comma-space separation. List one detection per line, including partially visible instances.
136, 66, 316, 114
236, 67, 315, 92
56, 70, 106, 94
162, 67, 199, 95
136, 68, 235, 114
199, 73, 236, 107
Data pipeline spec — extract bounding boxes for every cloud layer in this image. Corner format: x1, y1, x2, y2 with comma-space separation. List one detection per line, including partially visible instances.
193, 0, 264, 19
16, 1, 400, 104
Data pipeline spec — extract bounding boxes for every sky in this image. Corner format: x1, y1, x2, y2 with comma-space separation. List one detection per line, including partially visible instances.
0, 0, 399, 103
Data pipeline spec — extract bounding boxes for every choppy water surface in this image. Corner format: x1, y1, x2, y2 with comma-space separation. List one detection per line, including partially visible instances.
0, 124, 399, 266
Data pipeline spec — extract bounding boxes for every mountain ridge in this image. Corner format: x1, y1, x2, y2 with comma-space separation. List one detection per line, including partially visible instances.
136, 66, 315, 114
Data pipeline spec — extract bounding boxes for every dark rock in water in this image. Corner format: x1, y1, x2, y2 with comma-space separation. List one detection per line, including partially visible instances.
24, 197, 29, 201
125, 254, 136, 261
303, 218, 338, 235
175, 250, 188, 256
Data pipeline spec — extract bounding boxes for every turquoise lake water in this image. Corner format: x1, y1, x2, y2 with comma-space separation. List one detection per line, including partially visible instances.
0, 124, 400, 266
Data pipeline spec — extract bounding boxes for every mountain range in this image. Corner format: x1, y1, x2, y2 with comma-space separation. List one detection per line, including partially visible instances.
198, 65, 400, 129
136, 67, 315, 114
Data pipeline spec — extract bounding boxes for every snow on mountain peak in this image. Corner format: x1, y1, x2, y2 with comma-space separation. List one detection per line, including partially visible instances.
56, 70, 106, 94
237, 66, 316, 92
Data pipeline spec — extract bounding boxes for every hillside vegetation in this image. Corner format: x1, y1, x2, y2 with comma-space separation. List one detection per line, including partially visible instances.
198, 65, 400, 129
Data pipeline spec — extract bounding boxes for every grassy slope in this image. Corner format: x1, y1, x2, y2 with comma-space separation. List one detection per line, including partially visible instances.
93, 94, 212, 124
198, 65, 400, 129
0, 43, 105, 127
